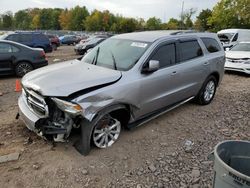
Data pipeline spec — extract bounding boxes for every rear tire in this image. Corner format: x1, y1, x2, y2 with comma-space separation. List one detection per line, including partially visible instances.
15, 62, 33, 77
195, 75, 217, 105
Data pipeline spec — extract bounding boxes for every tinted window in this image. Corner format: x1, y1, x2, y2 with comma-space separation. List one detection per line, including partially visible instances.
151, 43, 176, 68
19, 34, 32, 42
7, 34, 20, 42
12, 45, 20, 52
201, 38, 221, 53
36, 34, 48, 41
232, 33, 238, 42
0, 43, 12, 53
179, 40, 203, 62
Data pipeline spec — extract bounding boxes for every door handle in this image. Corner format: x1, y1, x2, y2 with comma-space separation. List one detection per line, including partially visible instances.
171, 71, 177, 76
204, 62, 209, 65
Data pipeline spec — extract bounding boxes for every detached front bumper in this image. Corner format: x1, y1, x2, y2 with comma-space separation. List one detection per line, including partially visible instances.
18, 94, 69, 141
225, 62, 250, 74
18, 95, 40, 133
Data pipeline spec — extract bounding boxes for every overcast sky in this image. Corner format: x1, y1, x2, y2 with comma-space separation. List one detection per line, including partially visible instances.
0, 0, 220, 21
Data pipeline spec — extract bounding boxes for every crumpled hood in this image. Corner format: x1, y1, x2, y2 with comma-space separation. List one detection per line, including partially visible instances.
22, 60, 122, 97
226, 51, 250, 59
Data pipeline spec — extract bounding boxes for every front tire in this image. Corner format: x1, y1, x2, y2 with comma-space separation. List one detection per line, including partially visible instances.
92, 115, 121, 149
15, 62, 33, 77
74, 114, 121, 155
195, 75, 217, 105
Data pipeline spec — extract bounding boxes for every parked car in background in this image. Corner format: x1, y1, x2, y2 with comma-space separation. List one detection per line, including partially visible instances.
0, 40, 48, 77
1, 32, 52, 53
74, 37, 106, 55
218, 29, 250, 49
224, 42, 250, 74
18, 31, 225, 155
46, 34, 60, 51
59, 35, 80, 45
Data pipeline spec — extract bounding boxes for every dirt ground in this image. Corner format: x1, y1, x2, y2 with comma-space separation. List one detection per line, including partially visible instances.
0, 45, 249, 188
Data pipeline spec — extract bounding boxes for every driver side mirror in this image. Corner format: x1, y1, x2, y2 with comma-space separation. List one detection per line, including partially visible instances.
142, 60, 160, 73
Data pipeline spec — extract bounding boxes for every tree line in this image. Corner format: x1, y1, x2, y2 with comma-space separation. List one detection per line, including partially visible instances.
0, 0, 249, 33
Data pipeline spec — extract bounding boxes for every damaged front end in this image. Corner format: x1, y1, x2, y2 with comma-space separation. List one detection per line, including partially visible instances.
19, 87, 82, 142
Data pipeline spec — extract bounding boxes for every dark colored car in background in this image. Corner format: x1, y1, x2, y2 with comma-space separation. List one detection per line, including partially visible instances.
59, 35, 80, 45
0, 40, 48, 77
46, 34, 60, 51
1, 32, 52, 53
74, 37, 106, 55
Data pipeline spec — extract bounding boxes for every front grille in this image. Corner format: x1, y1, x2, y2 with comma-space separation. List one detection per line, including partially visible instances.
226, 58, 249, 63
23, 88, 48, 117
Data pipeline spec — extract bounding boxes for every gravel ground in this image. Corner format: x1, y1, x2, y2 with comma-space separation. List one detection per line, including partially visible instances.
0, 45, 249, 188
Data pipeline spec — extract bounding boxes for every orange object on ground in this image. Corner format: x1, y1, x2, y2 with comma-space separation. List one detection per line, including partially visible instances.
15, 80, 22, 92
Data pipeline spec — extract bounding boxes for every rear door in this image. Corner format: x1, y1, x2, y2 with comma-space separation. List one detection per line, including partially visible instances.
173, 38, 207, 99
0, 43, 17, 74
19, 34, 33, 47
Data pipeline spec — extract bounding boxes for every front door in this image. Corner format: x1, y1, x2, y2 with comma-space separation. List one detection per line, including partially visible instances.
136, 41, 182, 118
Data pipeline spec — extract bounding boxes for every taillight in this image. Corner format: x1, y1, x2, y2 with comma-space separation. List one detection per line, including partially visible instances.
40, 51, 47, 60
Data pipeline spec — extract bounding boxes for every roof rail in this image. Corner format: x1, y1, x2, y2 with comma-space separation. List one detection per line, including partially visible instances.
170, 30, 199, 35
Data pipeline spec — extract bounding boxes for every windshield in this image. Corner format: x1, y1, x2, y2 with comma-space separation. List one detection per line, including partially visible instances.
0, 34, 8, 40
230, 43, 250, 52
218, 33, 235, 42
86, 38, 102, 45
81, 38, 150, 71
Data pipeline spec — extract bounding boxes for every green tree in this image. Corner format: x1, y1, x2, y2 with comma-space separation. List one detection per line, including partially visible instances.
39, 8, 53, 29
146, 17, 161, 30
119, 18, 137, 33
69, 6, 89, 30
208, 0, 250, 31
51, 8, 63, 30
14, 10, 32, 30
165, 18, 180, 29
84, 10, 103, 31
195, 9, 212, 31
2, 11, 13, 29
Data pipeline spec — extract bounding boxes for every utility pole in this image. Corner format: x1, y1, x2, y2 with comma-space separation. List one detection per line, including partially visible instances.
181, 1, 184, 30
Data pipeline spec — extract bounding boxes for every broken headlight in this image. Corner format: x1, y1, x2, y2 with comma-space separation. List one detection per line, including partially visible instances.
52, 98, 83, 115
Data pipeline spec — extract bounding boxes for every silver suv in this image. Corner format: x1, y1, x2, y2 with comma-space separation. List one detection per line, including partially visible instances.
18, 31, 225, 155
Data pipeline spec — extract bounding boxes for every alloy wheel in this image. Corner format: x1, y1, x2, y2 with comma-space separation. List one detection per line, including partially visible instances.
204, 80, 215, 102
93, 116, 121, 149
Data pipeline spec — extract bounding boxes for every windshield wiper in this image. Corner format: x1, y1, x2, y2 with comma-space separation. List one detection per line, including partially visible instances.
92, 47, 100, 65
110, 51, 117, 70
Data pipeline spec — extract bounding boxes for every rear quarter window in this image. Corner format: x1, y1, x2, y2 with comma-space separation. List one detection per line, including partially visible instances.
36, 34, 49, 42
201, 37, 221, 53
179, 40, 203, 62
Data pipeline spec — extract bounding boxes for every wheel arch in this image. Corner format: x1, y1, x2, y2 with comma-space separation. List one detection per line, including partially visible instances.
91, 103, 132, 128
209, 71, 220, 86
15, 60, 33, 68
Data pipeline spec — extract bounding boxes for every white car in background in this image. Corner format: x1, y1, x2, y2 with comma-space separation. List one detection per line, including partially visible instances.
225, 42, 250, 74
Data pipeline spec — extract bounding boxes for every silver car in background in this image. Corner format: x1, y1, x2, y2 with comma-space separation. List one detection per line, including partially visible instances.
17, 31, 225, 155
